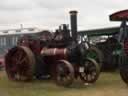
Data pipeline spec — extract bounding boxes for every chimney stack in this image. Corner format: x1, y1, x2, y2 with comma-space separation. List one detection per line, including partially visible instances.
69, 10, 78, 43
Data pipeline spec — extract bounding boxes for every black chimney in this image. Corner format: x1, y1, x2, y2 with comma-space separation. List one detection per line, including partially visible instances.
69, 10, 78, 43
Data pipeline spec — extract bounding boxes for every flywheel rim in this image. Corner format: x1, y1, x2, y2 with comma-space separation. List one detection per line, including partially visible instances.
86, 46, 103, 68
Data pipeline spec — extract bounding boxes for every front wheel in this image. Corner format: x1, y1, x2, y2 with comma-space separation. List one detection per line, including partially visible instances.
79, 58, 100, 84
55, 60, 74, 87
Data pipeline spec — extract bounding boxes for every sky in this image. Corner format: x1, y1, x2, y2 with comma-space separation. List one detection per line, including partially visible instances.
0, 0, 127, 30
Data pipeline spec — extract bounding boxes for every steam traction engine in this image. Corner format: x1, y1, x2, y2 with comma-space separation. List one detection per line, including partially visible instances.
5, 11, 100, 86
110, 10, 128, 85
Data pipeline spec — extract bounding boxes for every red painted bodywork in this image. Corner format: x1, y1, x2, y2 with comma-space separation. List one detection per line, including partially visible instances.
124, 39, 128, 56
0, 56, 4, 68
110, 10, 128, 21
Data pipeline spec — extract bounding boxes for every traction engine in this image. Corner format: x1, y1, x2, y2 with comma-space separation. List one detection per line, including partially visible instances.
110, 9, 128, 85
5, 11, 100, 86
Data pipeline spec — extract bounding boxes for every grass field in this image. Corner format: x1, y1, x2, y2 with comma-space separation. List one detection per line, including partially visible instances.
0, 71, 127, 96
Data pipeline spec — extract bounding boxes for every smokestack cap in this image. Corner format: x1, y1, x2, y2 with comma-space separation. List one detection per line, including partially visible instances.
69, 10, 78, 15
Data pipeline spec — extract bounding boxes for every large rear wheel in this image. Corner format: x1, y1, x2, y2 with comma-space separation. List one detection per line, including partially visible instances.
5, 46, 35, 81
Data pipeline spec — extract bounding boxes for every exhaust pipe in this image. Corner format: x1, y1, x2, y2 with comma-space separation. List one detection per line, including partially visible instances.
69, 10, 78, 43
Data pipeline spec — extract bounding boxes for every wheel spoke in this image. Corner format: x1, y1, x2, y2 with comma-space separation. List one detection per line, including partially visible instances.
18, 56, 28, 65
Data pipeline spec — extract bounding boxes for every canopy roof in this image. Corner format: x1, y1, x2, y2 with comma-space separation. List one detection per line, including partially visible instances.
78, 26, 119, 36
110, 9, 128, 21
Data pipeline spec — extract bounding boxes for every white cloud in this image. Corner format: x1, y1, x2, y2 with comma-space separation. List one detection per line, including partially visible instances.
0, 0, 127, 30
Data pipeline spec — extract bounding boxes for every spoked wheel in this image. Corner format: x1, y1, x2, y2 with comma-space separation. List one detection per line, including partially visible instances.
79, 58, 100, 84
5, 46, 35, 81
56, 60, 74, 86
119, 54, 128, 85
86, 46, 103, 68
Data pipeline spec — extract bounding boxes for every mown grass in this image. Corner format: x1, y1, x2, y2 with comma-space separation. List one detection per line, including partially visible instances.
0, 71, 127, 96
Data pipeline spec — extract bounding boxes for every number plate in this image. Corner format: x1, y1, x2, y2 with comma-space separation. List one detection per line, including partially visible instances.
79, 67, 84, 72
